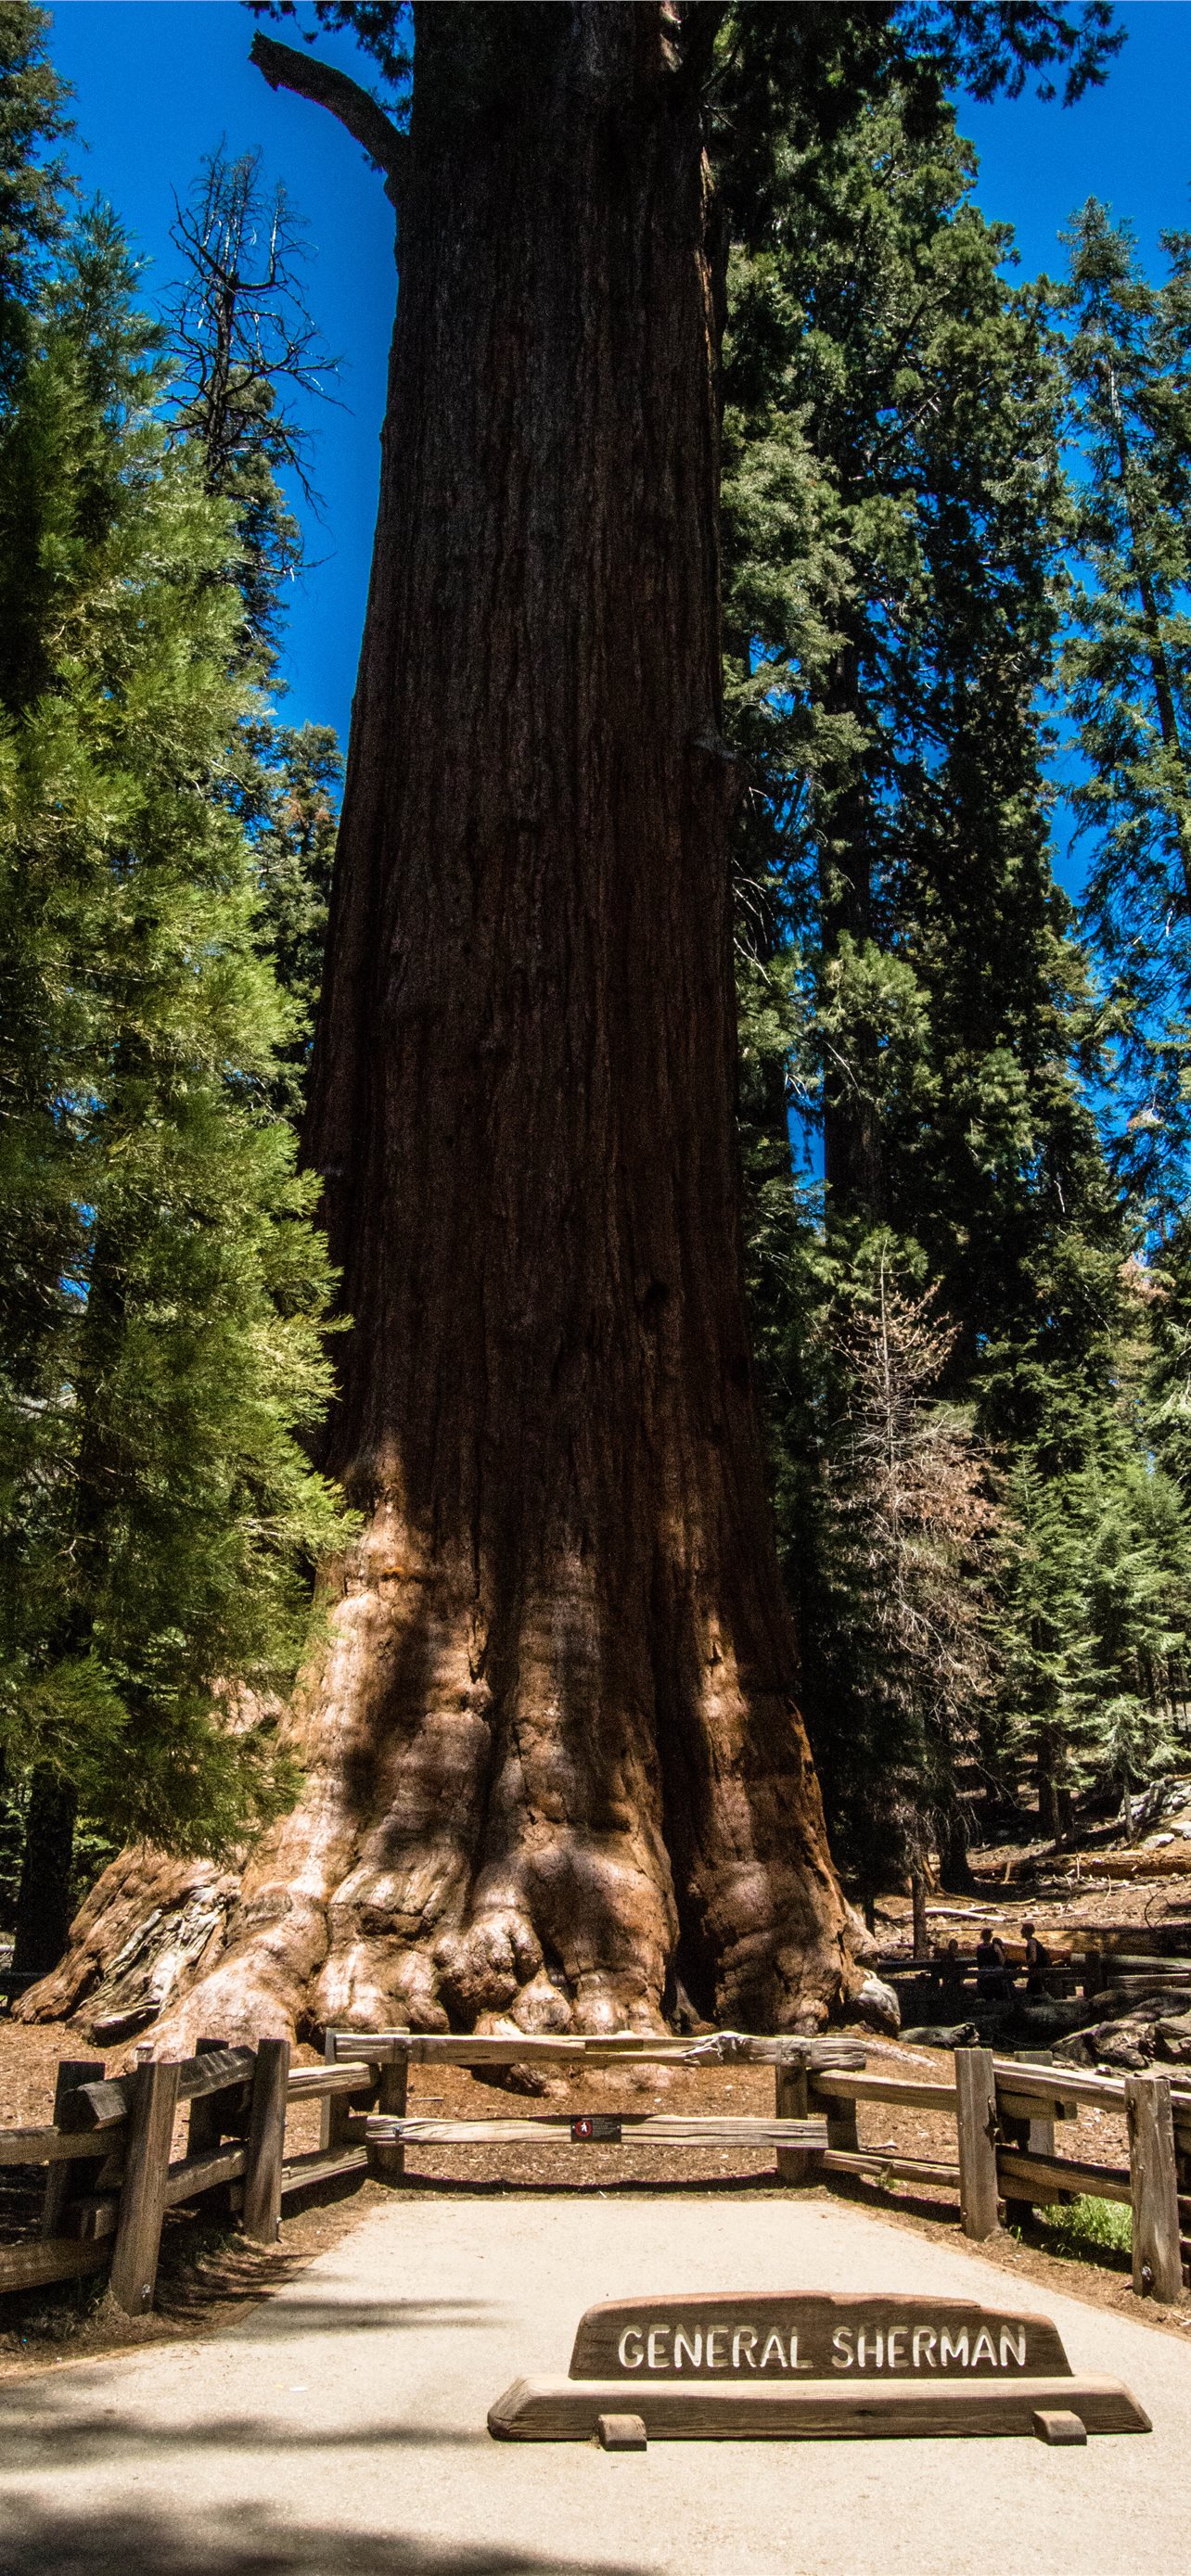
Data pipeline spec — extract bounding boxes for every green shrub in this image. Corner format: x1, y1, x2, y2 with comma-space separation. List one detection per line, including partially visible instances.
1009, 2193, 1132, 2260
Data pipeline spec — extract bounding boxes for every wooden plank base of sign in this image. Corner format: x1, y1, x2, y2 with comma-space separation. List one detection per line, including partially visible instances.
488, 2374, 1150, 2443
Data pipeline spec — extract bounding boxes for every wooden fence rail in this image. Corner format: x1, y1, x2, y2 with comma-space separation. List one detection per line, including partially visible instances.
0, 2035, 381, 2314
0, 2025, 1186, 2316
806, 2046, 1191, 2308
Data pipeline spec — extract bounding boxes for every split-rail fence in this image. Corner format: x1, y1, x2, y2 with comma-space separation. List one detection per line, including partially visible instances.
0, 2028, 1185, 2316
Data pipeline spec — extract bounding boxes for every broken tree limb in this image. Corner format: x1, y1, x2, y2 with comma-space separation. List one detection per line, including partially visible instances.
249, 32, 405, 208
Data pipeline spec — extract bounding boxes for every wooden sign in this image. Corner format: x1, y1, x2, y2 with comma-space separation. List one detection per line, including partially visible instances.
570, 2115, 622, 2143
488, 2291, 1151, 2445
569, 2292, 1069, 2380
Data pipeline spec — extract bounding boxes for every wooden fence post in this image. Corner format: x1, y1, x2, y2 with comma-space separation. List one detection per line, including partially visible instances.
826, 2092, 860, 2156
186, 2038, 230, 2157
242, 2037, 290, 2244
954, 2047, 999, 2240
775, 2056, 813, 2185
185, 2036, 240, 2216
367, 2044, 409, 2184
42, 2060, 104, 2239
109, 2059, 181, 2315
1126, 2070, 1183, 2304
319, 2029, 342, 2153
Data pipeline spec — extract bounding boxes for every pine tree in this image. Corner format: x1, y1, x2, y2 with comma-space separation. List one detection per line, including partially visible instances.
0, 2, 76, 1930
721, 71, 1165, 1881
165, 140, 334, 670
0, 1, 71, 405
994, 1430, 1191, 1837
0, 201, 348, 1971
165, 142, 341, 1129
250, 721, 341, 1122
813, 1269, 998, 1904
1058, 200, 1191, 1226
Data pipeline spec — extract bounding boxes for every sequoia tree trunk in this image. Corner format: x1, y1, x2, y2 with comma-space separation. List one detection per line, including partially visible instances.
25, 4, 863, 2048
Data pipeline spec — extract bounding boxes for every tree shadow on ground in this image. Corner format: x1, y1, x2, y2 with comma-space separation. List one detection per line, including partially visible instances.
230, 2291, 507, 2340
0, 2500, 655, 2576
0, 2403, 483, 2472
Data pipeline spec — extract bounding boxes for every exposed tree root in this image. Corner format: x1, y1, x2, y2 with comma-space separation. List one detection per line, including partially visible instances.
20, 1512, 870, 2052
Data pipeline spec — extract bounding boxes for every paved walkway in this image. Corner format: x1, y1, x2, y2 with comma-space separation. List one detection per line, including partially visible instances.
0, 2192, 1188, 2576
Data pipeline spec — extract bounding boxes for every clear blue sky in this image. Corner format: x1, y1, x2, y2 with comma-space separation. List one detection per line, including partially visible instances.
45, 0, 1191, 774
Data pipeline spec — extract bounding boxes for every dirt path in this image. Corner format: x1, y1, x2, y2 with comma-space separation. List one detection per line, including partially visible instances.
0, 2188, 1187, 2576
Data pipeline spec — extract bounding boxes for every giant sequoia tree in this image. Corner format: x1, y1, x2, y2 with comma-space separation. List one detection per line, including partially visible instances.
159, 0, 858, 2045
28, 0, 1120, 2044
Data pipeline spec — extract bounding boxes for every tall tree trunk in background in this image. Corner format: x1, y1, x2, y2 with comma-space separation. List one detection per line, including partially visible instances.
11, 1766, 76, 1979
30, 4, 862, 2047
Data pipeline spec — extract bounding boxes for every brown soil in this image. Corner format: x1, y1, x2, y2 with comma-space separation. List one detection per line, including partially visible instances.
877, 1867, 1191, 1948
1, 2018, 1186, 2379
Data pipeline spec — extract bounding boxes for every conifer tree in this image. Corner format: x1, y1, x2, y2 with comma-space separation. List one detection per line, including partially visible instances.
0, 0, 71, 404
994, 1427, 1190, 1834
165, 142, 340, 1128
251, 721, 341, 1122
722, 73, 1159, 1881
813, 1271, 997, 1906
0, 200, 348, 1971
165, 140, 334, 670
1058, 200, 1191, 1224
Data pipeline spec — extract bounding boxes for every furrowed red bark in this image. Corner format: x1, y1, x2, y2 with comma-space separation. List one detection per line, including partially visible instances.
23, 3, 863, 2049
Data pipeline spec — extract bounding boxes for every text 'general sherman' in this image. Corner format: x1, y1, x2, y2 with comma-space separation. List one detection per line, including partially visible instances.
568, 2295, 1072, 2383
612, 2320, 1030, 2374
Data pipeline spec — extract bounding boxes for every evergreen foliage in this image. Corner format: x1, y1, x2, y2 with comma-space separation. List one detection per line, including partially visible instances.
1057, 200, 1191, 1224
0, 192, 350, 1923
0, 1, 71, 404
721, 66, 1191, 1882
249, 720, 340, 1123
163, 141, 340, 1130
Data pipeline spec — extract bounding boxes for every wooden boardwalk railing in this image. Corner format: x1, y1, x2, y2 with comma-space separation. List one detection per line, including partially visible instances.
0, 2026, 1185, 2315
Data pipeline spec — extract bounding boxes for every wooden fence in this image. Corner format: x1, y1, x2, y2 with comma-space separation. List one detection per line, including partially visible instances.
802, 2047, 1191, 2306
0, 2035, 381, 2315
340, 2028, 1191, 2307
0, 2028, 850, 2315
0, 2027, 1186, 2316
